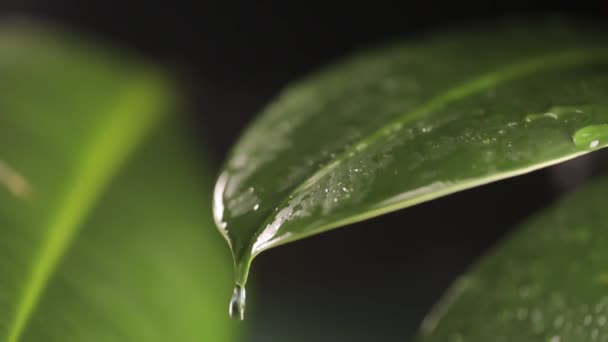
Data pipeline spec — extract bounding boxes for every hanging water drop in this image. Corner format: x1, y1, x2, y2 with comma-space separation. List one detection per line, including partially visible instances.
573, 124, 608, 150
229, 284, 246, 320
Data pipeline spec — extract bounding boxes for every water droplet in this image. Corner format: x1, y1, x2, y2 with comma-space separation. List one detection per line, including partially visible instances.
531, 309, 543, 323
525, 105, 590, 123
573, 124, 608, 150
525, 112, 559, 123
253, 203, 260, 211
248, 187, 255, 193
229, 284, 246, 320
355, 143, 368, 151
517, 307, 528, 320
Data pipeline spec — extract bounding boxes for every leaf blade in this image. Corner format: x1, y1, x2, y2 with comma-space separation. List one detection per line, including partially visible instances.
0, 20, 236, 341
7, 69, 169, 342
21, 127, 237, 342
418, 176, 608, 341
213, 20, 608, 285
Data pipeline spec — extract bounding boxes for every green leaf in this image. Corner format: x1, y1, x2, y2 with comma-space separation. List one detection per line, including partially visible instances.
213, 19, 608, 287
418, 176, 608, 341
0, 20, 236, 341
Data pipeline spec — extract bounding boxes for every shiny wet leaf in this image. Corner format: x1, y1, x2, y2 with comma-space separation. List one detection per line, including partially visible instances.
213, 19, 608, 293
419, 176, 608, 341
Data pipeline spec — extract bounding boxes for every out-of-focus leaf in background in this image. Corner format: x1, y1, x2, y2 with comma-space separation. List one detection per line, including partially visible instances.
419, 176, 608, 341
0, 19, 236, 341
213, 19, 608, 287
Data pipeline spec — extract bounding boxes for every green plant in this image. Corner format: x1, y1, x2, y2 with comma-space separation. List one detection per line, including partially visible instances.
213, 18, 608, 339
0, 20, 237, 341
3, 16, 606, 342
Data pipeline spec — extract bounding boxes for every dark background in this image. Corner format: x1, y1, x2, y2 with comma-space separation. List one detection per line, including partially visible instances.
1, 1, 606, 341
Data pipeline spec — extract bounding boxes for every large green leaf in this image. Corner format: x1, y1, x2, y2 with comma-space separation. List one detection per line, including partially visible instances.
0, 20, 235, 341
418, 176, 608, 341
213, 19, 608, 289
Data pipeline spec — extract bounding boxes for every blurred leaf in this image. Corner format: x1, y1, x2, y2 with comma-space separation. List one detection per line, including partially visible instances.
213, 19, 608, 285
0, 20, 236, 341
418, 176, 608, 341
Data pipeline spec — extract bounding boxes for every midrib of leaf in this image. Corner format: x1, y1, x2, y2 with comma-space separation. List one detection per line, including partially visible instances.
238, 48, 608, 283
5, 72, 169, 342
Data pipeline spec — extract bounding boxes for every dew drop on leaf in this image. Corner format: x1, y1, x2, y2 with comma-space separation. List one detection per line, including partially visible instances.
525, 112, 558, 123
573, 124, 608, 150
525, 105, 590, 123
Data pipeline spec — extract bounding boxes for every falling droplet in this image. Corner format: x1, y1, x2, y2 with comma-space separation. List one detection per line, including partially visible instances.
229, 284, 246, 320
253, 203, 260, 211
573, 124, 608, 150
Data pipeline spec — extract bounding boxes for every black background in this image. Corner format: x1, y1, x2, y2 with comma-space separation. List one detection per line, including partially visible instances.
1, 1, 606, 341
